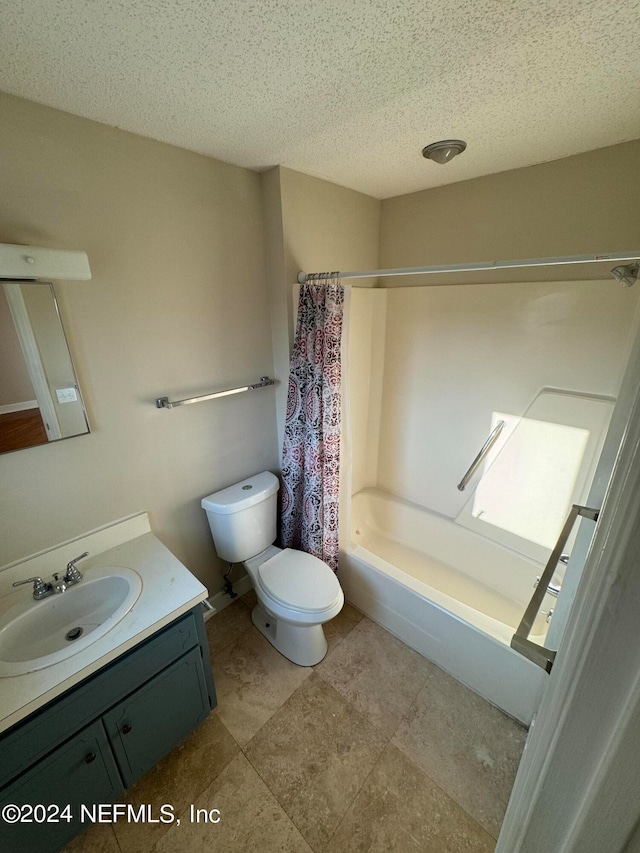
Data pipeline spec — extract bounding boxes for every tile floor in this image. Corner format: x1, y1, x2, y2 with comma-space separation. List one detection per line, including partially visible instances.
64, 593, 527, 853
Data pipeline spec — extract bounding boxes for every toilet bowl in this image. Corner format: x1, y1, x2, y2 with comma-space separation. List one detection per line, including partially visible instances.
201, 472, 344, 666
244, 544, 343, 665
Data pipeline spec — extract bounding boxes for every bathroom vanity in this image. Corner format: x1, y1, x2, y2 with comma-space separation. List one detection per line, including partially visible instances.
0, 514, 215, 852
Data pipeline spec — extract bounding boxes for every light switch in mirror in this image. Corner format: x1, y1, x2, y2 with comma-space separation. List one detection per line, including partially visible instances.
0, 282, 90, 454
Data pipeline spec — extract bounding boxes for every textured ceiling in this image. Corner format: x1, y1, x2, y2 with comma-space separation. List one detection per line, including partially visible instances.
1, 0, 639, 199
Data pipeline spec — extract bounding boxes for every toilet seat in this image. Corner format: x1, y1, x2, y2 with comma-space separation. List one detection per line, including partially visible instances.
257, 548, 342, 613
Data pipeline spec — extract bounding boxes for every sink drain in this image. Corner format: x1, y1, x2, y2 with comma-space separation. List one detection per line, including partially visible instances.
65, 626, 84, 642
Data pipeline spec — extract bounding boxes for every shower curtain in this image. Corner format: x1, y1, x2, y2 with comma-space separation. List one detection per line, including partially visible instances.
281, 274, 344, 572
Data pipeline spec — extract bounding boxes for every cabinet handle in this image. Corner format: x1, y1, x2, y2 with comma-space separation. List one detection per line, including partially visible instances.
122, 723, 132, 735
84, 752, 97, 764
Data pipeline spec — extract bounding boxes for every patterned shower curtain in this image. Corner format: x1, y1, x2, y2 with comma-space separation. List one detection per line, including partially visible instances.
280, 274, 344, 572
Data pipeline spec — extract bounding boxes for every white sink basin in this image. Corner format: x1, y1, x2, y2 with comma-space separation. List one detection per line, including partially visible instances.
0, 567, 142, 677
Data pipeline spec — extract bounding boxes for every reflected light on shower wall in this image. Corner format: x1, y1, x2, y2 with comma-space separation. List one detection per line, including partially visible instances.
471, 412, 589, 549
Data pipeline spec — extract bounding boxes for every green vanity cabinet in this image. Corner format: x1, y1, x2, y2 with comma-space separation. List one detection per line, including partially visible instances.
0, 720, 124, 853
0, 606, 216, 853
103, 645, 212, 788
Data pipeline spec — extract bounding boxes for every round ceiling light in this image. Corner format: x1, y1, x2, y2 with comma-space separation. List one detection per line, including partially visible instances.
422, 139, 467, 164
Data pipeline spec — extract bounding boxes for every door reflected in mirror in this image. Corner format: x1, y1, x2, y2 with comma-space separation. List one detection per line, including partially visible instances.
0, 282, 90, 454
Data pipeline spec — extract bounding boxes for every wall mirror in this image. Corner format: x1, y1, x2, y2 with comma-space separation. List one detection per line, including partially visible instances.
0, 282, 89, 454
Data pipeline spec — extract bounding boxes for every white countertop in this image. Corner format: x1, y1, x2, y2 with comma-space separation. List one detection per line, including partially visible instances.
0, 513, 208, 733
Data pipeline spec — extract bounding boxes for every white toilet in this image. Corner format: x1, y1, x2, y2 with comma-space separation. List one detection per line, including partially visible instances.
201, 471, 344, 666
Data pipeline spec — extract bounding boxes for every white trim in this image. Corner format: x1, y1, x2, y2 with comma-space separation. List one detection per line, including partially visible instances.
0, 400, 38, 414
497, 311, 640, 851
3, 283, 61, 440
0, 243, 91, 281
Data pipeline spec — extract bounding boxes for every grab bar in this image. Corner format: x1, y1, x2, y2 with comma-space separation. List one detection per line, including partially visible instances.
534, 577, 562, 598
511, 503, 599, 672
457, 420, 506, 491
156, 376, 274, 409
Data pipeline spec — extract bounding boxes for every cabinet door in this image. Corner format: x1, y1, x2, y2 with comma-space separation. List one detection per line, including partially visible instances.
0, 720, 123, 853
103, 647, 210, 788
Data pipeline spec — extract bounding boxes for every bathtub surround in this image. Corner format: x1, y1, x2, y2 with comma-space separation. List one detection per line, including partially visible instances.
357, 281, 638, 518
281, 278, 344, 572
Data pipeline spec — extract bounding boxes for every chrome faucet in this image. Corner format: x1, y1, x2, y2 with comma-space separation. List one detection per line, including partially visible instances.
11, 576, 53, 600
12, 552, 89, 600
63, 552, 88, 585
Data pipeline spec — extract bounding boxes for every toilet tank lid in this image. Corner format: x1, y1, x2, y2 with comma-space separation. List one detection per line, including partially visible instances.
201, 471, 279, 514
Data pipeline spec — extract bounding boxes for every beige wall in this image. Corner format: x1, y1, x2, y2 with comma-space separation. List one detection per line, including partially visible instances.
261, 166, 380, 454
0, 92, 278, 591
279, 166, 381, 290
380, 140, 640, 287
260, 168, 289, 457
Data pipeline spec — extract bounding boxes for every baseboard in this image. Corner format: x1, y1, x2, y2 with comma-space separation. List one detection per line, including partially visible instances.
201, 572, 252, 621
0, 400, 38, 415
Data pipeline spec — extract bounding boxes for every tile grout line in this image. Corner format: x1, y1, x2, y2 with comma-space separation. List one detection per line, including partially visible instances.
205, 600, 255, 659
145, 796, 205, 853
239, 746, 317, 852
211, 605, 500, 839
313, 648, 433, 745
208, 620, 254, 664
321, 744, 392, 851
390, 734, 502, 843
390, 668, 517, 843
210, 607, 459, 848
143, 723, 247, 853
382, 662, 502, 842
306, 620, 438, 846
72, 608, 362, 852
235, 665, 315, 753
135, 713, 242, 853
313, 606, 366, 668
110, 823, 125, 853
212, 606, 363, 748
312, 651, 442, 848
386, 663, 434, 739
240, 675, 389, 853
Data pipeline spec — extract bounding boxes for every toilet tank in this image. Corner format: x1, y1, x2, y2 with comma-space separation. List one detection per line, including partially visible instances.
201, 471, 279, 563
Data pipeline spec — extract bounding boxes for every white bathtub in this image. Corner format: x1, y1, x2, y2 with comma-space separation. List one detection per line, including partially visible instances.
340, 489, 550, 724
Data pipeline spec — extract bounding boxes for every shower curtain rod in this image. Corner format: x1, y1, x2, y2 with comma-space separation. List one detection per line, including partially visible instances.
296, 251, 640, 284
